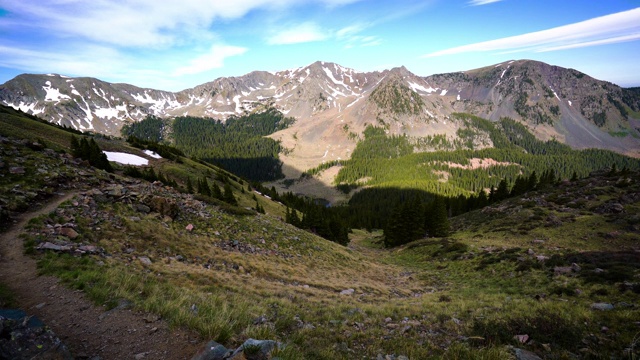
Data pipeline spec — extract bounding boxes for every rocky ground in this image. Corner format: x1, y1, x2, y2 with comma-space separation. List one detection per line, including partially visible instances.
0, 191, 203, 359
0, 136, 296, 359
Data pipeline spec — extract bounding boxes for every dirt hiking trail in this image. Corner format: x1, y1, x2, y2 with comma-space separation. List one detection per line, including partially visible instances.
0, 192, 202, 359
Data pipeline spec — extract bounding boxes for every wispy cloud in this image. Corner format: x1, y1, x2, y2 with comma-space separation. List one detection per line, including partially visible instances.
0, 0, 360, 89
267, 22, 328, 45
467, 0, 503, 6
0, 44, 132, 79
174, 44, 248, 76
423, 7, 640, 57
0, 0, 360, 48
336, 23, 382, 48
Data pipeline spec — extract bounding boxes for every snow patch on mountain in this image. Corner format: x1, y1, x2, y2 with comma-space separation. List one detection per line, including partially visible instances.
143, 150, 162, 159
408, 81, 436, 94
43, 81, 71, 103
5, 101, 44, 115
104, 151, 148, 166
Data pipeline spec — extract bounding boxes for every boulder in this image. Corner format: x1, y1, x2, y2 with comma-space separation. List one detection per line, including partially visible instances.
591, 303, 614, 311
134, 203, 151, 213
229, 339, 279, 360
340, 288, 355, 295
37, 242, 72, 252
512, 348, 543, 360
9, 166, 25, 174
553, 266, 573, 276
58, 227, 79, 239
191, 340, 232, 360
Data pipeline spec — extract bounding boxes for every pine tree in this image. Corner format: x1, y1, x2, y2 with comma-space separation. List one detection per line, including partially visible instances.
476, 188, 488, 209
290, 208, 301, 227
510, 175, 528, 197
404, 196, 425, 242
527, 171, 538, 191
70, 135, 81, 157
198, 177, 211, 197
212, 182, 223, 200
87, 138, 113, 172
186, 177, 193, 193
384, 203, 403, 247
495, 178, 510, 202
223, 183, 237, 205
255, 201, 265, 214
428, 197, 450, 238
570, 171, 578, 182
488, 185, 496, 203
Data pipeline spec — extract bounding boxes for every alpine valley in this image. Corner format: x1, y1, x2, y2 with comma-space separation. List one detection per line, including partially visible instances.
2, 59, 640, 360
2, 60, 639, 194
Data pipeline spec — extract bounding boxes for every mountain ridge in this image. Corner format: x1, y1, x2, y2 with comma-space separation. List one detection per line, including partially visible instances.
2, 60, 639, 178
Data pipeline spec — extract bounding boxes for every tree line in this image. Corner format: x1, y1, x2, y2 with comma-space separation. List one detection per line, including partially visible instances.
121, 109, 295, 181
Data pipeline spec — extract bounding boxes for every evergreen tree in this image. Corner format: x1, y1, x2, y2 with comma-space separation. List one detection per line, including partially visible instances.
186, 177, 193, 193
212, 182, 223, 200
488, 186, 496, 203
476, 188, 488, 209
527, 171, 538, 191
495, 178, 510, 202
570, 171, 578, 182
404, 196, 425, 241
198, 177, 211, 197
384, 203, 406, 247
510, 175, 528, 197
87, 138, 113, 172
70, 135, 81, 157
427, 197, 450, 238
223, 183, 237, 205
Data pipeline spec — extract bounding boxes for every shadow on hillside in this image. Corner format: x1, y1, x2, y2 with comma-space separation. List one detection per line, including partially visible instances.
205, 156, 285, 183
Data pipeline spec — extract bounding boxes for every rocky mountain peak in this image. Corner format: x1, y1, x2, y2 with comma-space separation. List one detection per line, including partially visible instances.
1, 60, 639, 171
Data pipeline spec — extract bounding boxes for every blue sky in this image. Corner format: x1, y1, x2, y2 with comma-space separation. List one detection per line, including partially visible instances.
0, 0, 639, 91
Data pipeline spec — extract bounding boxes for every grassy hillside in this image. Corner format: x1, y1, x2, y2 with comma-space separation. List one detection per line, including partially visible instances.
2, 106, 639, 359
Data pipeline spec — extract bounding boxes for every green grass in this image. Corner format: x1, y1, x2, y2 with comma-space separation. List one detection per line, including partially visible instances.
0, 111, 74, 151
609, 130, 629, 138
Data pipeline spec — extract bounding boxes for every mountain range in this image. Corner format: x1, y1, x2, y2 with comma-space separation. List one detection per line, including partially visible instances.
1, 59, 639, 179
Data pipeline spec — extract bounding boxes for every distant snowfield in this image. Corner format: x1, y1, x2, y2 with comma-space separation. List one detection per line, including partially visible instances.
104, 151, 148, 166
143, 150, 162, 159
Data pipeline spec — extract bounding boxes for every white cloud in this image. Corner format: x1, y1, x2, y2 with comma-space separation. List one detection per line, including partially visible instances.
424, 7, 640, 57
267, 22, 328, 45
467, 0, 503, 5
0, 44, 132, 79
336, 24, 369, 38
173, 44, 248, 76
0, 0, 360, 48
